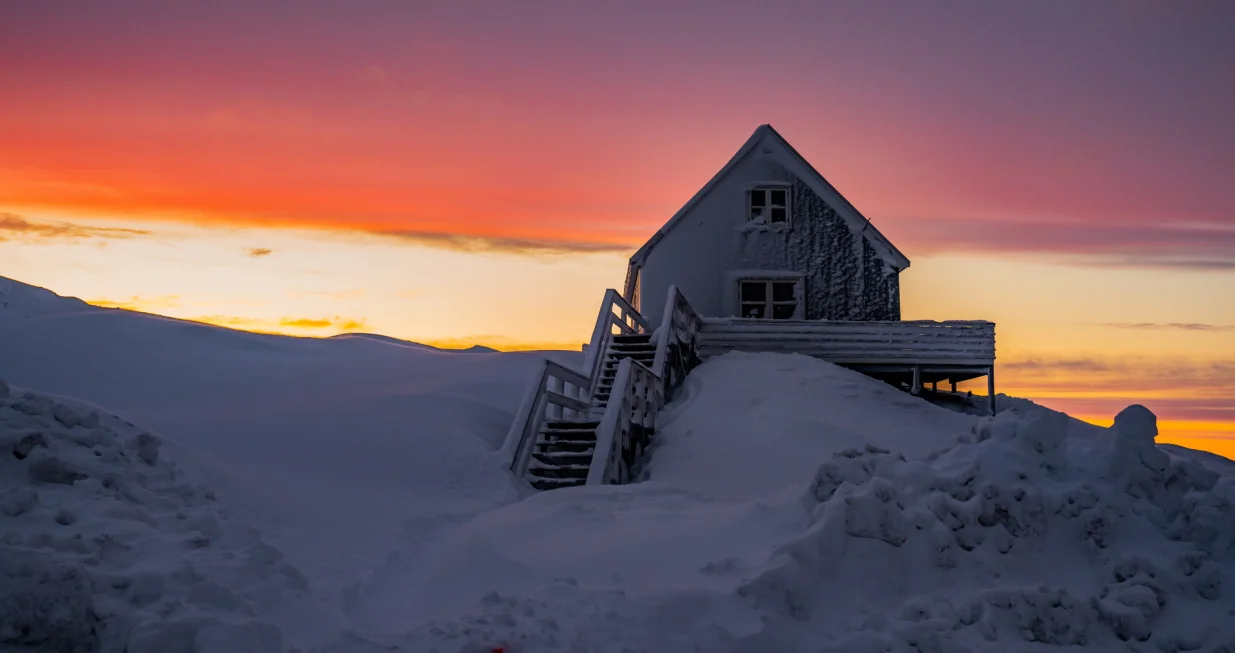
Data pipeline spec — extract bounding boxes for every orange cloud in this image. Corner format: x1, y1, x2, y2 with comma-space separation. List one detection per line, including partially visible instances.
0, 212, 151, 242
422, 335, 585, 352
246, 247, 274, 257
185, 314, 369, 334
88, 295, 182, 311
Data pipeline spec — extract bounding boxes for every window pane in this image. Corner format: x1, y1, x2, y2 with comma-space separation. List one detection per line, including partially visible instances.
770, 189, 787, 206
740, 281, 766, 302
770, 207, 787, 223
772, 304, 796, 319
772, 282, 795, 302
741, 303, 765, 319
749, 190, 766, 207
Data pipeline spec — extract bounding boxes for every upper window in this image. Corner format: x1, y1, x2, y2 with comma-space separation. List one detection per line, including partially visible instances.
739, 279, 798, 319
748, 186, 790, 225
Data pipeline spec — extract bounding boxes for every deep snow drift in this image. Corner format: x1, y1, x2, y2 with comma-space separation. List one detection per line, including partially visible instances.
0, 383, 319, 652
3, 275, 1234, 652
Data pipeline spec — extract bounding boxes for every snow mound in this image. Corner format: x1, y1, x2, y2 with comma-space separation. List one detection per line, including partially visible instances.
737, 404, 1235, 651
647, 352, 976, 497
0, 381, 312, 653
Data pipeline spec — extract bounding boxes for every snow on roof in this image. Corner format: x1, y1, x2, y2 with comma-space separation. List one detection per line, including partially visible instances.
630, 124, 911, 271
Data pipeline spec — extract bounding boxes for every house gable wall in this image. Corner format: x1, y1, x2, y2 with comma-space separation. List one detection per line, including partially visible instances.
639, 148, 900, 324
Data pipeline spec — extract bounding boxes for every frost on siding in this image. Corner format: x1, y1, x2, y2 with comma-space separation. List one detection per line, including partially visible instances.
862, 238, 901, 320
730, 165, 899, 321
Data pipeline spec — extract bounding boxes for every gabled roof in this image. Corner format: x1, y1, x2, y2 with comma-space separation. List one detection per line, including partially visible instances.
630, 124, 910, 271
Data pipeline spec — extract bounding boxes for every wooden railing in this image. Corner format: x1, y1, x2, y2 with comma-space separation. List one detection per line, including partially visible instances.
583, 289, 653, 402
503, 288, 653, 477
503, 285, 702, 487
503, 359, 593, 477
698, 319, 995, 366
587, 285, 702, 486
586, 357, 662, 485
651, 285, 703, 400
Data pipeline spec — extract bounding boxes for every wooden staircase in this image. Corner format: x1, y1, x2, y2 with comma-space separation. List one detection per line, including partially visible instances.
595, 334, 656, 406
504, 287, 702, 492
525, 333, 658, 490
527, 419, 600, 491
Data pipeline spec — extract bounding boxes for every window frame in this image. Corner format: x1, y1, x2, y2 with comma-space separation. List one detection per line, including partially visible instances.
747, 185, 792, 226
737, 278, 800, 320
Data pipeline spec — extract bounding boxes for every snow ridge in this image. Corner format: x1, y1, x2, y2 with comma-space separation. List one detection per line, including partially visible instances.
738, 405, 1235, 651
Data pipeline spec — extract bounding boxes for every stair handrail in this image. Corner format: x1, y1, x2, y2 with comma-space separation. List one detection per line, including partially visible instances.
587, 356, 662, 485
502, 358, 593, 476
587, 286, 701, 486
504, 288, 651, 474
583, 289, 653, 401
650, 285, 703, 400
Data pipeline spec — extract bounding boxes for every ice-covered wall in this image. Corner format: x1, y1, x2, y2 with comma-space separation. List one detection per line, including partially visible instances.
638, 149, 901, 324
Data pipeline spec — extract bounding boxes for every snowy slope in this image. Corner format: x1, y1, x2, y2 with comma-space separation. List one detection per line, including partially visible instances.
0, 276, 572, 649
2, 274, 1233, 653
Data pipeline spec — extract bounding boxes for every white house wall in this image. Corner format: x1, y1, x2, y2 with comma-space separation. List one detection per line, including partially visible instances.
639, 151, 900, 324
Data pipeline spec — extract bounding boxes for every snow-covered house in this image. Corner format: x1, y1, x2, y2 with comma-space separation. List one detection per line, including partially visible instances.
623, 124, 907, 325
506, 125, 996, 492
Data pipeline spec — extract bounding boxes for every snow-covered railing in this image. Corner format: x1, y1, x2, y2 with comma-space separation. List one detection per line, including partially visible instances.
587, 357, 662, 485
583, 289, 652, 401
651, 285, 703, 400
698, 319, 995, 366
588, 286, 702, 486
503, 359, 593, 477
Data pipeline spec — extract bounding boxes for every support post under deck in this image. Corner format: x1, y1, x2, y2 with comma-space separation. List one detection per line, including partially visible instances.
987, 365, 997, 415
911, 365, 922, 395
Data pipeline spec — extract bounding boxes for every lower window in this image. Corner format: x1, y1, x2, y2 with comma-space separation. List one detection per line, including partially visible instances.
739, 279, 798, 319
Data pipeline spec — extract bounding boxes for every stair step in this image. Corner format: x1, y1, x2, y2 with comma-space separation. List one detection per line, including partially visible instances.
529, 477, 586, 491
612, 334, 652, 344
535, 439, 596, 453
528, 462, 590, 479
540, 429, 597, 439
532, 450, 593, 466
545, 419, 600, 429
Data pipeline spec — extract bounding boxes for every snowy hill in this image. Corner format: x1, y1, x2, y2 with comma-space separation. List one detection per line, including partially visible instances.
1, 274, 1233, 652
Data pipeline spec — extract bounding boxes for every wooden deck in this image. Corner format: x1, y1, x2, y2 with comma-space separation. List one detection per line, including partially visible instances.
698, 318, 997, 408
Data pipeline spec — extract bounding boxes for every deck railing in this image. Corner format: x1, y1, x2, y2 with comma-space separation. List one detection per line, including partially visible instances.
698, 319, 995, 366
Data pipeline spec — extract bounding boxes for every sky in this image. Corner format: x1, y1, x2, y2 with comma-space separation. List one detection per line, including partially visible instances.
1, 0, 1233, 457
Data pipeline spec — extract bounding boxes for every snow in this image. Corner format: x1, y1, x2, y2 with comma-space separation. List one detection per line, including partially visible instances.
0, 384, 312, 652
2, 274, 1233, 652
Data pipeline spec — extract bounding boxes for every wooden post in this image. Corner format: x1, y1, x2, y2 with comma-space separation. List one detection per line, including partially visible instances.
911, 365, 922, 395
987, 365, 997, 415
950, 380, 957, 393
931, 381, 937, 392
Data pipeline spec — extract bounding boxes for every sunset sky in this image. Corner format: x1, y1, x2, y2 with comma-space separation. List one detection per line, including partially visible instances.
1, 1, 1233, 456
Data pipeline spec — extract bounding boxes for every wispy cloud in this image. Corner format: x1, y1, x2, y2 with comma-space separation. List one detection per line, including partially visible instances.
375, 230, 634, 256
0, 213, 151, 242
190, 314, 369, 332
421, 335, 584, 352
889, 217, 1235, 270
1100, 322, 1235, 331
88, 295, 182, 311
246, 247, 274, 257
999, 356, 1235, 398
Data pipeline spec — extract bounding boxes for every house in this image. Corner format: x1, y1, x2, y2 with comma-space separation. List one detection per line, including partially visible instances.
505, 125, 996, 491
623, 124, 908, 325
